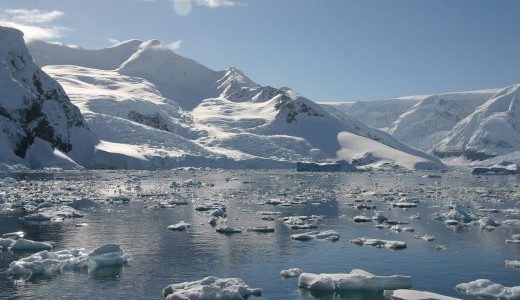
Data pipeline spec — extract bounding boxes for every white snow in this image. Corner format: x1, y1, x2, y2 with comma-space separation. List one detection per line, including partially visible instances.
298, 269, 412, 291
455, 279, 520, 299
162, 276, 262, 300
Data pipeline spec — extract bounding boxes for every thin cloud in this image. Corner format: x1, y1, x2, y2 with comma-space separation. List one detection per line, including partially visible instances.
3, 9, 64, 24
0, 8, 67, 41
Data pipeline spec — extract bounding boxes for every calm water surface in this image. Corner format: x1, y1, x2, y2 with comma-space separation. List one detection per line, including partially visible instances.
0, 170, 518, 299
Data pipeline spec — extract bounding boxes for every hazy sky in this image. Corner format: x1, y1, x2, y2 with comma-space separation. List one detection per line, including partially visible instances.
1, 0, 519, 101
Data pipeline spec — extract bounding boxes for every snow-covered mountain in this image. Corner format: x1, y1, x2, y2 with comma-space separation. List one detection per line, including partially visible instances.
436, 84, 520, 161
0, 27, 99, 169
387, 90, 498, 151
24, 38, 445, 170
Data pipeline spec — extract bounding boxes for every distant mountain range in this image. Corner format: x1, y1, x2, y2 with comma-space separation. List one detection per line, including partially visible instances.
2, 25, 515, 170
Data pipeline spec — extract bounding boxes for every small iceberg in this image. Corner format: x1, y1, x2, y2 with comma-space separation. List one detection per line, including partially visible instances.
283, 215, 322, 229
8, 243, 127, 279
216, 226, 242, 234
350, 237, 407, 250
291, 230, 340, 242
281, 268, 303, 278
23, 205, 83, 222
9, 238, 54, 252
163, 276, 262, 300
167, 221, 191, 231
298, 269, 412, 291
455, 279, 520, 299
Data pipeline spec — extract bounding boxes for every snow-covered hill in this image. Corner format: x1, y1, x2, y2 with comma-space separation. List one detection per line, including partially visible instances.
321, 97, 420, 130
388, 90, 498, 151
26, 38, 445, 170
436, 84, 520, 161
0, 26, 99, 169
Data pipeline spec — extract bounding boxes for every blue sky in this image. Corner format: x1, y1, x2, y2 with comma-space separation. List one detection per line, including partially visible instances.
1, 0, 519, 101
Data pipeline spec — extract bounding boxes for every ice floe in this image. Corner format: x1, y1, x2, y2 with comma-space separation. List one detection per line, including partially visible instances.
291, 230, 340, 242
455, 279, 520, 299
283, 215, 322, 229
162, 276, 262, 300
280, 268, 303, 278
167, 221, 191, 231
23, 205, 83, 222
8, 244, 127, 279
298, 269, 412, 291
350, 237, 407, 250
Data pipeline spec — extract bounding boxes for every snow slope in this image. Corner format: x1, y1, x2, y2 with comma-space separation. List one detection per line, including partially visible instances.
337, 132, 445, 170
321, 97, 420, 130
27, 39, 141, 70
117, 40, 223, 110
0, 26, 99, 168
436, 84, 520, 160
388, 90, 498, 151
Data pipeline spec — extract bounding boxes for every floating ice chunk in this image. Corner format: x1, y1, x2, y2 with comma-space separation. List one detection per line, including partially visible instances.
68, 198, 100, 210
502, 219, 520, 228
475, 217, 500, 229
350, 237, 407, 250
8, 243, 127, 279
353, 215, 372, 223
163, 276, 262, 300
182, 178, 203, 187
281, 268, 303, 278
291, 230, 340, 242
8, 248, 89, 278
283, 215, 322, 229
505, 260, 520, 269
416, 235, 436, 242
247, 226, 274, 233
23, 206, 83, 222
393, 202, 418, 208
167, 221, 191, 231
209, 208, 227, 218
265, 198, 282, 205
298, 269, 412, 291
216, 226, 242, 234
87, 244, 128, 269
445, 203, 478, 223
506, 234, 520, 244
384, 289, 461, 300
1, 231, 24, 239
455, 279, 520, 299
372, 211, 388, 222
9, 238, 54, 252
0, 238, 14, 251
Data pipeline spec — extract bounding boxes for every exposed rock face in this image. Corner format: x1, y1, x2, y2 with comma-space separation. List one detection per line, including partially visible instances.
0, 26, 98, 167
